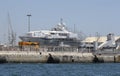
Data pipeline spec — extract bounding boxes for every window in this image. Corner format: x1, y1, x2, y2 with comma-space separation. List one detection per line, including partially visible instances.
51, 33, 55, 35
59, 33, 68, 36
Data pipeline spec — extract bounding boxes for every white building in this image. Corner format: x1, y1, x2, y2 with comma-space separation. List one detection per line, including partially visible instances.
81, 33, 120, 50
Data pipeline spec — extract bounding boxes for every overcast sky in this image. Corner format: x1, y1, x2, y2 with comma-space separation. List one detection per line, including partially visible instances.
0, 0, 120, 43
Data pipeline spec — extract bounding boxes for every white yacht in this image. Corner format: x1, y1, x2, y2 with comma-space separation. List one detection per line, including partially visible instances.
19, 21, 80, 46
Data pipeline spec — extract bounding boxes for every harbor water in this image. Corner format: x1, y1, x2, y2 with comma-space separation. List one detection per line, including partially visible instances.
0, 63, 120, 76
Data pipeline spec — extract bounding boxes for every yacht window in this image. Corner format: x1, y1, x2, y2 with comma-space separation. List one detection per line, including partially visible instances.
59, 33, 68, 36
34, 32, 39, 36
51, 33, 55, 35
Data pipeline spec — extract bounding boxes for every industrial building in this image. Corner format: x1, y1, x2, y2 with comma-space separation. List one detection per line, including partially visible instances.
81, 33, 120, 50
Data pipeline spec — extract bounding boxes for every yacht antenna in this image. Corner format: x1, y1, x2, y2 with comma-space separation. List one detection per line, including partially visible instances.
60, 18, 63, 25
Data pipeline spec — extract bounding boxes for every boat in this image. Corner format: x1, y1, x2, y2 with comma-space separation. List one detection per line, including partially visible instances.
19, 20, 80, 46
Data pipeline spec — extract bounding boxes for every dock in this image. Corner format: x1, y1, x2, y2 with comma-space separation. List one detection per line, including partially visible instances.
0, 46, 120, 63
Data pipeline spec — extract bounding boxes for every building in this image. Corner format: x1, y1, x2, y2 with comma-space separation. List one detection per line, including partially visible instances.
81, 33, 120, 50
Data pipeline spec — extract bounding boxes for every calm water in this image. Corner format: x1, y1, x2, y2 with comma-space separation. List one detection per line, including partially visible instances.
0, 63, 120, 76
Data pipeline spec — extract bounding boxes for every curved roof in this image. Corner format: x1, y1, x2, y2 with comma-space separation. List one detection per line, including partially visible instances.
82, 36, 120, 43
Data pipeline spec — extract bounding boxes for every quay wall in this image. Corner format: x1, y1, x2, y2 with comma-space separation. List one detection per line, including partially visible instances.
0, 51, 120, 63
0, 51, 94, 63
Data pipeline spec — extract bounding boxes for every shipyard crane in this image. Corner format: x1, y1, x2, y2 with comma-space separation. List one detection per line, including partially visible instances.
8, 13, 16, 47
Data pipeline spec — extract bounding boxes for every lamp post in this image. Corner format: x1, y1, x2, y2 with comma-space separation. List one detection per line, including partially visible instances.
27, 14, 31, 32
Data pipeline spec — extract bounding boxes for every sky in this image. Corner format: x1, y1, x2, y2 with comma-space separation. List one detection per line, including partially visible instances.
0, 0, 120, 43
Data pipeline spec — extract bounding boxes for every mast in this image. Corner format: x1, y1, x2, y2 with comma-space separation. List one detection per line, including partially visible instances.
60, 18, 63, 25
74, 24, 76, 33
27, 14, 32, 32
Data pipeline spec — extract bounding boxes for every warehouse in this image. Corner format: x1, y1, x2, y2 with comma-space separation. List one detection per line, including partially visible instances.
81, 33, 120, 50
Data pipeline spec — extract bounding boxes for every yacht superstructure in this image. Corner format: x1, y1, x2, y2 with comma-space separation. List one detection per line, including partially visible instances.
19, 21, 80, 46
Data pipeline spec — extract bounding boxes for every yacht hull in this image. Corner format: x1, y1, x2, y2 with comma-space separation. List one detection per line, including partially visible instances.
19, 36, 80, 46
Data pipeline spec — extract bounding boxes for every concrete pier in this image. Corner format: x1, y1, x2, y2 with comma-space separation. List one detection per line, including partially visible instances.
0, 51, 48, 63
0, 51, 94, 63
0, 48, 120, 63
46, 52, 94, 63
0, 50, 120, 63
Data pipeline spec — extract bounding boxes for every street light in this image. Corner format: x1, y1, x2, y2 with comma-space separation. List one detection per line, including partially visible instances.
27, 14, 32, 32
